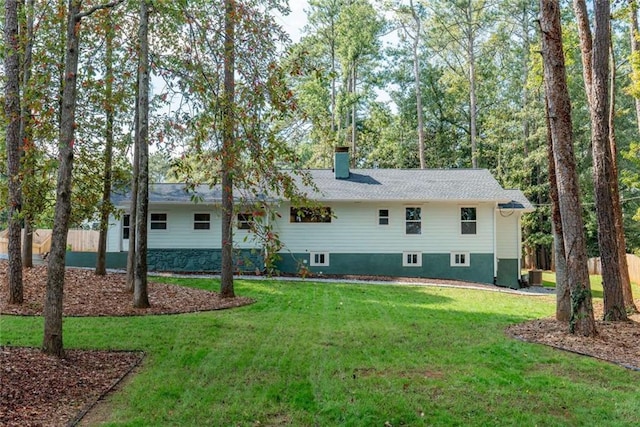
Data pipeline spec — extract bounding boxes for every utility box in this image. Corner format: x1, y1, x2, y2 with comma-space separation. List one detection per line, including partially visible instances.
528, 269, 543, 286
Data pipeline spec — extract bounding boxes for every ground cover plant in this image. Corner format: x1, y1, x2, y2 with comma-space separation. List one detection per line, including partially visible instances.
2, 273, 640, 426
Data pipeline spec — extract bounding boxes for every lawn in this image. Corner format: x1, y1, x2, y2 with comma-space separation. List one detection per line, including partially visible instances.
2, 277, 640, 426
539, 270, 640, 299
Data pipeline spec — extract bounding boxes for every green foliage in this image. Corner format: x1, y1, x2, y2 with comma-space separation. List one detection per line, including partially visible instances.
3, 278, 640, 425
289, 0, 385, 166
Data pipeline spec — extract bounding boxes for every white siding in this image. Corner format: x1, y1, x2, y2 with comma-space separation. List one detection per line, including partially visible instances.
496, 210, 520, 259
107, 205, 261, 251
273, 202, 496, 254
106, 214, 122, 252
108, 201, 521, 257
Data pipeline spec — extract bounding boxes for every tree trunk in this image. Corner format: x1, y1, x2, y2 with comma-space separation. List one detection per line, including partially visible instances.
521, 4, 531, 159
409, 0, 426, 169
546, 95, 570, 320
582, 0, 627, 321
609, 28, 637, 313
44, 0, 84, 357
539, 0, 596, 336
220, 0, 236, 299
126, 86, 140, 293
331, 16, 337, 137
96, 12, 115, 276
134, 0, 150, 308
574, 0, 593, 106
22, 222, 33, 268
4, 0, 23, 304
20, 0, 35, 270
351, 65, 357, 163
630, 1, 640, 134
468, 18, 478, 168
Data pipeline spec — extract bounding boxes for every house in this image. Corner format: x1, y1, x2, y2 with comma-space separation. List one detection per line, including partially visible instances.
94, 148, 533, 288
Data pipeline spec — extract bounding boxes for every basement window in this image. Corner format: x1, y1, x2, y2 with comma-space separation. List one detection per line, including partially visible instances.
310, 252, 330, 266
403, 252, 422, 267
451, 252, 470, 267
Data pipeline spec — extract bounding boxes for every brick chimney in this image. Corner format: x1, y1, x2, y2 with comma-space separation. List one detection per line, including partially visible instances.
334, 146, 350, 179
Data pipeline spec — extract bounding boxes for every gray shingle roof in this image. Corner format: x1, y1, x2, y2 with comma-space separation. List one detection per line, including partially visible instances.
299, 169, 510, 202
112, 168, 532, 208
111, 184, 224, 206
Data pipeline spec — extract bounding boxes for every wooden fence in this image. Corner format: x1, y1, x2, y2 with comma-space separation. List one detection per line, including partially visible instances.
0, 229, 99, 254
588, 254, 640, 284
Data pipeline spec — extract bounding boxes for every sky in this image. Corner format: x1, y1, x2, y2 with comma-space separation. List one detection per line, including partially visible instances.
273, 1, 309, 43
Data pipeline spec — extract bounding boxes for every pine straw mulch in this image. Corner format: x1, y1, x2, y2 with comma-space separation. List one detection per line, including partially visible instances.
2, 261, 640, 426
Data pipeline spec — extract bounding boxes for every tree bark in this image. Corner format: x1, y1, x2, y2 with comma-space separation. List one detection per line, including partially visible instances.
20, 0, 35, 269
22, 222, 33, 269
546, 95, 570, 320
220, 0, 236, 299
43, 0, 84, 357
43, 0, 125, 355
468, 10, 478, 168
134, 0, 150, 308
609, 29, 637, 313
576, 0, 627, 321
5, 0, 23, 304
539, 0, 596, 336
573, 0, 593, 106
631, 0, 640, 134
408, 0, 426, 169
126, 87, 140, 293
96, 12, 115, 276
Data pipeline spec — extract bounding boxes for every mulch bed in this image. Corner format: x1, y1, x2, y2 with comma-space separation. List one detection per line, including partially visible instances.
0, 263, 254, 317
0, 348, 144, 427
0, 261, 254, 426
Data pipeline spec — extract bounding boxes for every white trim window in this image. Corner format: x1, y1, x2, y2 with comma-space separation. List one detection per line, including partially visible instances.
460, 207, 477, 235
237, 213, 253, 230
122, 214, 130, 239
150, 213, 167, 230
290, 207, 332, 223
378, 209, 390, 226
403, 251, 422, 267
405, 207, 421, 235
451, 252, 470, 267
194, 213, 211, 230
310, 252, 330, 266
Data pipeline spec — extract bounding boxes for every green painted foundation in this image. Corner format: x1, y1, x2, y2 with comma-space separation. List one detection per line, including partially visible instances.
276, 252, 500, 286
67, 250, 520, 288
66, 251, 128, 269
147, 248, 263, 272
68, 249, 263, 273
496, 258, 521, 289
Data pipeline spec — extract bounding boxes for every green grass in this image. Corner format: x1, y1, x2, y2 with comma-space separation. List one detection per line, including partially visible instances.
538, 270, 640, 299
2, 278, 640, 426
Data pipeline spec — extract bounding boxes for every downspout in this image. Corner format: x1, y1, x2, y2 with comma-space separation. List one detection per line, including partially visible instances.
119, 211, 124, 252
493, 203, 498, 284
517, 212, 523, 282
264, 205, 271, 273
